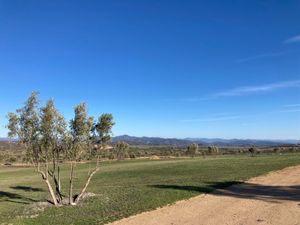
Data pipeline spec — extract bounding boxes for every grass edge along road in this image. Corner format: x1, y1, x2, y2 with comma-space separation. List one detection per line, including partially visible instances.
0, 154, 300, 225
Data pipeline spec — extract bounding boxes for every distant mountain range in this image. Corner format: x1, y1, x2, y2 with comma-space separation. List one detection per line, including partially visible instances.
1, 136, 299, 147
112, 135, 192, 146
112, 135, 300, 147
0, 138, 15, 141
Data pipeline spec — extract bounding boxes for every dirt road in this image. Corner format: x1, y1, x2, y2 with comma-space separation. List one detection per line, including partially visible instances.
108, 165, 300, 225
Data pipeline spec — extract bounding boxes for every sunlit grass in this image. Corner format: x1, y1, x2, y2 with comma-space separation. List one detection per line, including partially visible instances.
0, 153, 299, 225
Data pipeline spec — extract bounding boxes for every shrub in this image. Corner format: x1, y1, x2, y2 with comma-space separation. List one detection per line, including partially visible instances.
129, 152, 136, 159
114, 141, 129, 160
208, 146, 219, 155
248, 147, 257, 157
109, 153, 116, 160
7, 156, 17, 163
186, 143, 198, 157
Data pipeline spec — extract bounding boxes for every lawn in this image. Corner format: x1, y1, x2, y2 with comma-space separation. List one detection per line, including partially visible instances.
0, 154, 300, 225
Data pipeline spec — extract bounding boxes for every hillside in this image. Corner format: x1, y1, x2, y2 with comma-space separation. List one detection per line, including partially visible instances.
112, 135, 192, 146
112, 135, 300, 147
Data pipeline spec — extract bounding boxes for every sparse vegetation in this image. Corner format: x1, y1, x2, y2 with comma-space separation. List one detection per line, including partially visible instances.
208, 145, 219, 155
186, 143, 198, 157
249, 147, 258, 157
114, 141, 129, 160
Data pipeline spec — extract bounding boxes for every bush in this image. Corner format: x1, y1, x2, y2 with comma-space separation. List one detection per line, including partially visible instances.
186, 143, 198, 157
175, 152, 181, 157
7, 156, 17, 163
108, 153, 116, 160
208, 146, 219, 155
248, 147, 257, 157
129, 152, 136, 159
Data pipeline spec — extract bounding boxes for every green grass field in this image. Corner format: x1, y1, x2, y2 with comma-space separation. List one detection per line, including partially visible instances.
1, 154, 300, 225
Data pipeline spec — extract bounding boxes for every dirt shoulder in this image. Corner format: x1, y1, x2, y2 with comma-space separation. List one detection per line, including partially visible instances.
108, 165, 300, 225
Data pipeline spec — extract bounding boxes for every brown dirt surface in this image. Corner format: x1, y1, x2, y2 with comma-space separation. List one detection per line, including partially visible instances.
108, 165, 300, 225
149, 155, 160, 160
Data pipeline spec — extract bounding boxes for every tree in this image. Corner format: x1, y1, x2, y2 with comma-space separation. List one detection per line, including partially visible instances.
273, 147, 281, 154
201, 150, 206, 158
187, 143, 198, 157
95, 113, 115, 146
68, 103, 94, 205
7, 92, 115, 206
248, 147, 257, 157
39, 99, 67, 203
7, 92, 61, 205
72, 112, 115, 205
208, 146, 219, 155
115, 141, 129, 160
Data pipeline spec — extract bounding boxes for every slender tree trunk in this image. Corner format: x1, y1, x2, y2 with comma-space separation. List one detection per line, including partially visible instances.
69, 162, 75, 205
74, 167, 99, 204
53, 173, 63, 202
37, 163, 59, 206
74, 156, 100, 204
45, 179, 59, 206
58, 166, 61, 193
49, 159, 63, 203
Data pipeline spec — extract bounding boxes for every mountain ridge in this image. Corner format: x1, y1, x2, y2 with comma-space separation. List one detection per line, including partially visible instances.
1, 136, 299, 147
112, 135, 300, 146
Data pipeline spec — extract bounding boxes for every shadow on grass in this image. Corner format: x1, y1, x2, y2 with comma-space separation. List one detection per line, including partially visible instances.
150, 181, 300, 202
10, 185, 44, 192
150, 181, 241, 193
0, 191, 38, 205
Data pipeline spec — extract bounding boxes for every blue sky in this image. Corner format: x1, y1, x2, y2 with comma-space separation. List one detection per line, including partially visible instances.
0, 0, 300, 139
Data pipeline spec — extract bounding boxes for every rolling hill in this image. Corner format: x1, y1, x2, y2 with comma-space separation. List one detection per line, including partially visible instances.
112, 135, 300, 147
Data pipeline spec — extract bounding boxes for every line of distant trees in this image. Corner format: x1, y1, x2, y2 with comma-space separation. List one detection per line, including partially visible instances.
1, 141, 299, 164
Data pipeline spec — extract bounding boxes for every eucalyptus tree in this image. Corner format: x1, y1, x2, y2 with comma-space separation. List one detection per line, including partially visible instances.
74, 113, 115, 204
248, 147, 257, 157
208, 145, 219, 155
7, 92, 115, 206
7, 92, 63, 205
187, 143, 198, 157
40, 99, 67, 203
68, 106, 115, 205
95, 113, 115, 147
115, 141, 129, 160
68, 103, 94, 205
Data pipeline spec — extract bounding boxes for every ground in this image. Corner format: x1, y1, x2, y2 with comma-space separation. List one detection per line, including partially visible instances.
0, 154, 299, 225
108, 165, 300, 225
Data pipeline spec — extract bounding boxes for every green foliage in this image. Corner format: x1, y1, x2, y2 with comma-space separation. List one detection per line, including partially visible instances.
40, 99, 67, 162
129, 152, 136, 159
175, 152, 181, 157
273, 148, 281, 154
69, 103, 94, 161
95, 114, 115, 145
7, 92, 40, 163
208, 146, 219, 155
114, 141, 129, 160
7, 156, 17, 163
249, 147, 257, 157
7, 112, 19, 138
108, 153, 116, 160
6, 92, 115, 206
186, 143, 198, 157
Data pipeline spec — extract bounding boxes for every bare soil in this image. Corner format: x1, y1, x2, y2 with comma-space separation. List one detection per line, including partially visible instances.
108, 165, 300, 225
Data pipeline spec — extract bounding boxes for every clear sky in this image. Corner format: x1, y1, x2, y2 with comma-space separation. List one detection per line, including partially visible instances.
0, 0, 300, 139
